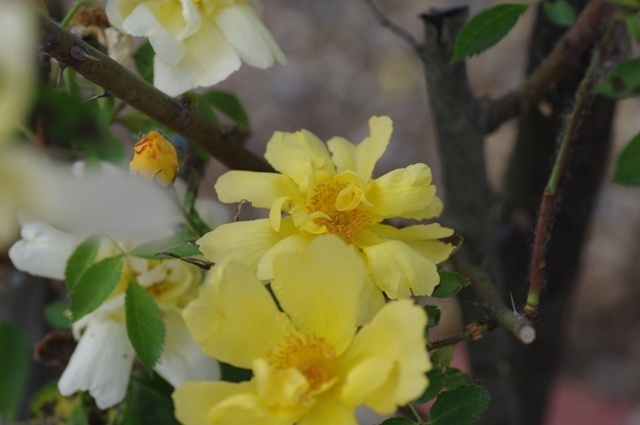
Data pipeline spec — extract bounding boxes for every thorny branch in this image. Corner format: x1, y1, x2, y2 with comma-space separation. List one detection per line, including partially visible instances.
38, 16, 273, 172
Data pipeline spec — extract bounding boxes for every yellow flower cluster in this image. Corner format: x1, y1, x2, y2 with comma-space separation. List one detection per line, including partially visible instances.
169, 116, 456, 424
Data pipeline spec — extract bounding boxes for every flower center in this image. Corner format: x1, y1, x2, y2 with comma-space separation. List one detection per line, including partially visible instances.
307, 178, 371, 241
268, 334, 336, 393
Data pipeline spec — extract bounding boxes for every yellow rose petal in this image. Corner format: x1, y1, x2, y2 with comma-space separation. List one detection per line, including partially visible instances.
215, 170, 303, 208
265, 130, 335, 188
270, 235, 364, 355
327, 136, 356, 174
359, 234, 440, 298
298, 392, 358, 425
196, 218, 296, 272
365, 163, 437, 219
338, 300, 430, 413
355, 116, 392, 181
371, 223, 455, 265
183, 260, 294, 368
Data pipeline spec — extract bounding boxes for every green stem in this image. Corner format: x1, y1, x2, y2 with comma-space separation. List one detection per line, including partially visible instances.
16, 124, 36, 143
408, 402, 428, 425
59, 0, 93, 29
524, 11, 616, 318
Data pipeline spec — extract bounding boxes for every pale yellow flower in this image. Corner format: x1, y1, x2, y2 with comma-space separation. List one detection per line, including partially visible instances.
197, 116, 455, 299
106, 0, 286, 96
174, 236, 431, 425
0, 1, 35, 142
129, 130, 179, 186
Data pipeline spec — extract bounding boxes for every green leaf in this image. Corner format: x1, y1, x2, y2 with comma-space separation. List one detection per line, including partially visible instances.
432, 271, 471, 298
429, 384, 490, 425
609, 0, 640, 7
202, 91, 250, 128
65, 236, 100, 293
625, 15, 640, 42
443, 367, 471, 390
423, 305, 441, 328
116, 110, 156, 133
431, 345, 455, 369
594, 58, 640, 99
416, 367, 471, 404
0, 322, 31, 420
127, 372, 180, 425
613, 132, 640, 186
130, 233, 201, 259
379, 417, 417, 425
125, 281, 165, 372
134, 42, 155, 84
70, 256, 124, 321
543, 0, 576, 26
416, 368, 445, 403
44, 300, 72, 329
195, 92, 220, 127
452, 3, 529, 62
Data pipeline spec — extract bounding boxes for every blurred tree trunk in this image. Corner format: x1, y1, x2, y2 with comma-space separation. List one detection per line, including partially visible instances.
499, 1, 618, 424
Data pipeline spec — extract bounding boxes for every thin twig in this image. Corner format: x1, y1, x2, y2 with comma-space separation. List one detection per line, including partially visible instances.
523, 11, 617, 319
360, 0, 421, 51
457, 256, 536, 344
485, 0, 612, 132
428, 321, 494, 350
39, 16, 273, 172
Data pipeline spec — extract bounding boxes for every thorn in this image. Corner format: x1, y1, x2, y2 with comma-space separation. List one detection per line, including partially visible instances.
510, 292, 517, 312
70, 44, 101, 62
56, 64, 67, 87
85, 90, 111, 102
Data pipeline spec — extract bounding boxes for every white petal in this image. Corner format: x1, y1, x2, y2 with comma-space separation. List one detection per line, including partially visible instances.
50, 162, 177, 241
105, 0, 142, 32
179, 0, 202, 39
8, 221, 79, 280
153, 19, 240, 96
59, 317, 135, 409
215, 4, 286, 68
154, 312, 219, 387
194, 198, 231, 230
123, 3, 185, 66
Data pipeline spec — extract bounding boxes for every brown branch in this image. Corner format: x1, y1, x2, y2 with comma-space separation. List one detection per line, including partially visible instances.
456, 256, 536, 344
428, 321, 494, 351
359, 0, 421, 51
38, 16, 273, 172
485, 0, 613, 132
523, 11, 616, 319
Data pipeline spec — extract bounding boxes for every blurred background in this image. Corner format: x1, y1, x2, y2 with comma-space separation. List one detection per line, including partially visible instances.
213, 1, 640, 423
2, 0, 640, 423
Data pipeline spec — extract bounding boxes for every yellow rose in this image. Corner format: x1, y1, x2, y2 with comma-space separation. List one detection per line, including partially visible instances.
129, 130, 179, 186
